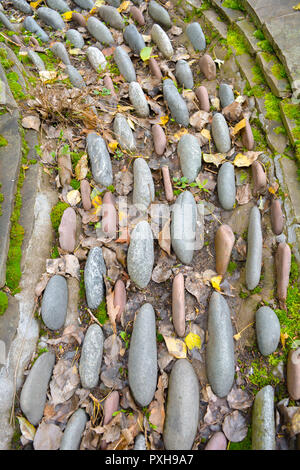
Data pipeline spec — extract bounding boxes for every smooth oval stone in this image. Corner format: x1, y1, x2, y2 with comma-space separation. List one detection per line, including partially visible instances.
151, 24, 173, 59
98, 5, 124, 30
66, 29, 84, 49
128, 303, 157, 406
275, 242, 291, 306
113, 113, 136, 152
186, 22, 206, 51
84, 246, 106, 310
28, 50, 45, 71
178, 134, 201, 183
134, 434, 146, 450
199, 54, 216, 80
163, 359, 199, 450
46, 0, 69, 12
113, 279, 126, 322
66, 65, 86, 88
12, 0, 32, 14
212, 113, 231, 153
0, 11, 17, 31
130, 6, 145, 26
149, 57, 162, 80
215, 224, 235, 276
87, 17, 114, 45
172, 272, 185, 337
41, 275, 68, 330
252, 160, 266, 196
127, 221, 154, 289
37, 7, 65, 30
86, 46, 106, 72
152, 124, 166, 155
23, 16, 49, 42
58, 207, 76, 252
204, 432, 227, 450
175, 60, 194, 90
245, 206, 262, 290
242, 119, 254, 150
219, 83, 234, 109
79, 323, 104, 389
80, 179, 91, 211
60, 409, 88, 450
129, 81, 149, 117
114, 46, 136, 83
162, 165, 174, 202
50, 42, 70, 65
217, 162, 236, 211
73, 0, 94, 8
287, 348, 300, 400
133, 157, 154, 209
103, 391, 119, 425
123, 24, 145, 55
20, 352, 55, 426
256, 306, 280, 356
195, 86, 210, 112
72, 12, 87, 27
171, 190, 197, 264
102, 191, 117, 237
271, 199, 284, 235
148, 0, 171, 29
86, 132, 113, 187
163, 79, 189, 127
252, 385, 275, 450
206, 291, 235, 398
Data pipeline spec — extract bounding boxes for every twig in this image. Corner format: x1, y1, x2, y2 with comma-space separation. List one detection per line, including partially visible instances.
0, 32, 21, 47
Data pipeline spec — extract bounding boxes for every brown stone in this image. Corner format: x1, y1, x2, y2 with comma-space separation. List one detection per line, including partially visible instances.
11, 35, 23, 46
161, 165, 174, 202
72, 12, 86, 28
152, 124, 166, 155
215, 224, 235, 276
58, 152, 72, 186
58, 207, 77, 253
275, 242, 291, 309
149, 57, 162, 80
29, 37, 39, 47
287, 348, 300, 400
113, 279, 126, 322
251, 160, 267, 196
102, 191, 117, 238
172, 272, 185, 337
199, 54, 216, 80
104, 74, 117, 98
130, 6, 145, 26
204, 431, 227, 450
195, 86, 210, 112
271, 198, 284, 235
101, 390, 119, 449
242, 119, 254, 150
80, 179, 91, 211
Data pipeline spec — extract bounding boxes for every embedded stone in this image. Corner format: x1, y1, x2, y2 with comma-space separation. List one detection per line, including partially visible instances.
84, 246, 106, 310
127, 221, 154, 289
66, 29, 85, 49
162, 166, 174, 202
186, 22, 206, 51
163, 79, 189, 127
212, 113, 231, 153
134, 434, 146, 450
113, 113, 136, 152
149, 57, 162, 79
98, 5, 125, 30
37, 7, 65, 30
50, 42, 70, 65
106, 0, 120, 6
215, 224, 235, 276
79, 323, 104, 389
103, 391, 119, 424
206, 291, 235, 398
152, 124, 166, 155
195, 86, 210, 112
287, 348, 300, 400
219, 83, 234, 109
175, 60, 194, 90
275, 242, 291, 307
86, 132, 113, 187
46, 0, 69, 12
204, 432, 227, 450
114, 46, 136, 82
123, 24, 146, 55
60, 409, 88, 450
58, 207, 77, 253
20, 352, 55, 426
171, 190, 197, 264
80, 179, 92, 211
113, 279, 126, 322
129, 81, 149, 117
245, 206, 262, 291
252, 385, 275, 450
133, 158, 155, 209
23, 16, 49, 42
177, 133, 201, 183
199, 54, 216, 80
217, 162, 236, 211
251, 160, 267, 196
73, 0, 94, 9
66, 65, 86, 89
128, 303, 157, 407
163, 359, 199, 450
151, 24, 173, 59
130, 6, 145, 26
28, 50, 45, 71
172, 272, 185, 337
12, 0, 32, 14
242, 118, 254, 150
72, 12, 87, 27
148, 0, 172, 29
255, 306, 280, 356
102, 191, 117, 238
86, 46, 106, 72
41, 275, 68, 330
271, 199, 284, 235
87, 17, 114, 45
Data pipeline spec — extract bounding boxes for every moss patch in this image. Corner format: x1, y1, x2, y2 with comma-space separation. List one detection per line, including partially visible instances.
0, 291, 8, 316
222, 0, 245, 10
6, 71, 26, 101
264, 93, 281, 122
227, 26, 249, 55
95, 299, 108, 325
0, 134, 8, 147
50, 201, 69, 232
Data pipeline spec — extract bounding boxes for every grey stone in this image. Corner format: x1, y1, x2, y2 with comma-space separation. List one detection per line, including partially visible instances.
171, 190, 197, 264
252, 385, 275, 450
106, 0, 120, 6
79, 323, 104, 389
206, 291, 235, 398
86, 132, 113, 186
219, 83, 234, 109
27, 50, 45, 71
211, 113, 231, 153
84, 246, 106, 310
86, 46, 106, 72
128, 303, 157, 406
73, 0, 94, 9
163, 359, 199, 450
60, 409, 88, 450
133, 158, 154, 209
37, 7, 65, 30
50, 42, 70, 65
127, 221, 154, 289
134, 434, 146, 450
129, 81, 149, 117
175, 60, 194, 90
98, 5, 124, 30
245, 206, 262, 290
12, 0, 32, 14
113, 46, 136, 83
20, 352, 56, 425
66, 29, 85, 49
178, 134, 201, 183
41, 275, 68, 330
151, 24, 173, 59
87, 17, 114, 45
46, 0, 69, 13
131, 0, 142, 4
0, 12, 17, 32
256, 306, 280, 356
23, 16, 49, 42
66, 65, 86, 89
217, 162, 236, 211
123, 24, 145, 55
113, 113, 136, 152
148, 0, 172, 29
186, 22, 206, 51
163, 79, 189, 127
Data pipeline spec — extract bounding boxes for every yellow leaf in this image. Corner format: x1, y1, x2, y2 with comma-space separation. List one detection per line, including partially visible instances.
69, 48, 83, 55
201, 128, 211, 140
185, 332, 201, 350
75, 153, 88, 180
61, 11, 75, 21
66, 190, 81, 206
39, 70, 57, 83
203, 153, 226, 167
160, 115, 169, 126
173, 128, 188, 141
108, 140, 118, 152
127, 118, 135, 130
233, 151, 261, 167
92, 195, 102, 216
163, 335, 187, 359
280, 332, 289, 349
89, 6, 98, 15
211, 275, 222, 291
232, 118, 246, 135
17, 417, 36, 441
118, 0, 130, 12
30, 0, 43, 8
293, 3, 300, 10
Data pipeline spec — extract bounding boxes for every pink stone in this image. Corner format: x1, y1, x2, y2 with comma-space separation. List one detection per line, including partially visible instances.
251, 160, 267, 196
161, 166, 174, 202
58, 207, 77, 252
103, 391, 119, 425
242, 119, 254, 150
287, 348, 300, 400
72, 12, 86, 28
152, 124, 166, 155
149, 57, 162, 80
102, 191, 117, 238
199, 54, 216, 80
195, 86, 210, 112
172, 272, 185, 337
80, 179, 92, 211
204, 431, 227, 450
276, 242, 291, 308
113, 279, 126, 322
215, 224, 235, 276
271, 199, 284, 235
130, 6, 145, 26
104, 75, 117, 98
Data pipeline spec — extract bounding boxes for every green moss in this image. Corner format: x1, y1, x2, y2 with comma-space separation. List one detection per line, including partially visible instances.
252, 127, 268, 151
70, 150, 85, 168
70, 179, 80, 190
271, 62, 287, 80
228, 426, 252, 450
95, 299, 108, 324
245, 84, 265, 98
274, 126, 286, 135
251, 64, 265, 85
222, 0, 245, 10
227, 261, 237, 275
0, 134, 8, 147
257, 39, 274, 53
79, 271, 85, 300
248, 357, 281, 391
38, 50, 59, 71
6, 71, 26, 101
0, 48, 14, 69
253, 29, 265, 41
50, 201, 69, 232
51, 246, 59, 259
227, 26, 249, 55
264, 93, 281, 122
0, 291, 8, 316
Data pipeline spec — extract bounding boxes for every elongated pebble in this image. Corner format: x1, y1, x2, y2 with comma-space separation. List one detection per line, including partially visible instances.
102, 191, 117, 238
123, 24, 145, 55
163, 79, 189, 127
149, 57, 162, 79
151, 24, 173, 59
217, 162, 236, 211
50, 42, 70, 65
242, 119, 254, 150
98, 5, 124, 30
127, 221, 154, 289
114, 46, 136, 83
86, 46, 106, 72
275, 242, 291, 307
212, 113, 231, 153
162, 166, 174, 202
103, 391, 119, 424
245, 206, 262, 290
79, 323, 104, 389
148, 0, 172, 29
113, 113, 136, 152
252, 160, 266, 196
133, 157, 155, 209
171, 190, 197, 264
87, 17, 114, 45
152, 124, 166, 155
28, 50, 45, 71
113, 279, 126, 322
58, 207, 77, 252
199, 54, 216, 80
195, 86, 210, 112
86, 132, 113, 187
37, 7, 65, 30
134, 434, 146, 450
66, 65, 86, 89
219, 83, 234, 109
287, 348, 300, 400
104, 75, 117, 98
178, 133, 201, 183
252, 385, 275, 450
186, 22, 206, 51
46, 0, 69, 12
13, 0, 32, 14
23, 16, 49, 42
256, 306, 280, 356
84, 246, 106, 310
72, 12, 87, 27
73, 0, 94, 9
215, 224, 235, 276
271, 199, 284, 235
204, 432, 227, 450
60, 409, 88, 450
41, 275, 68, 330
172, 273, 185, 337
130, 6, 145, 26
175, 60, 194, 90
80, 179, 91, 211
66, 29, 84, 49
129, 81, 149, 117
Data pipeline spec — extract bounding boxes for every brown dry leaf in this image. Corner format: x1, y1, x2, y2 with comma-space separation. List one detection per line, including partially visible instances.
227, 386, 252, 410
151, 262, 172, 283
75, 153, 88, 180
202, 153, 227, 167
49, 359, 80, 406
163, 335, 187, 359
222, 101, 243, 122
222, 410, 248, 442
148, 375, 166, 434
35, 272, 51, 297
106, 289, 120, 334
170, 25, 182, 36
17, 417, 36, 441
233, 151, 262, 167
22, 115, 40, 131
158, 218, 171, 255
39, 70, 58, 83
189, 110, 210, 130
46, 324, 84, 345
33, 422, 63, 450
232, 118, 246, 135
63, 254, 81, 279
115, 170, 133, 196
236, 183, 252, 205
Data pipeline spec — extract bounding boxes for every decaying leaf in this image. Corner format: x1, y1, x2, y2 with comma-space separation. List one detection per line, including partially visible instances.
33, 422, 63, 450
39, 70, 58, 83
17, 417, 36, 441
203, 153, 227, 167
148, 375, 166, 434
233, 151, 262, 167
106, 290, 120, 334
49, 359, 80, 406
222, 410, 248, 442
232, 118, 246, 135
163, 335, 187, 359
158, 219, 171, 255
236, 184, 252, 205
227, 386, 252, 410
210, 275, 222, 291
66, 189, 81, 206
21, 115, 40, 131
189, 110, 210, 130
75, 153, 88, 180
280, 331, 289, 349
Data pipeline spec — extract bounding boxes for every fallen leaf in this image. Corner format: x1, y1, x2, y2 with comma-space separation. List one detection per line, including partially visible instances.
170, 25, 182, 36
61, 11, 76, 21
159, 115, 169, 126
30, 0, 43, 8
233, 151, 262, 167
39, 70, 58, 83
203, 153, 227, 167
227, 386, 252, 410
293, 3, 300, 10
140, 46, 153, 62
108, 140, 119, 153
201, 128, 211, 140
66, 189, 81, 206
189, 110, 210, 130
106, 290, 120, 334
232, 118, 246, 135
222, 410, 248, 442
75, 153, 88, 180
158, 219, 171, 255
22, 115, 40, 131
185, 332, 201, 350
280, 331, 289, 349
17, 417, 36, 441
33, 422, 63, 450
64, 254, 81, 279
151, 263, 172, 283
172, 128, 188, 141
69, 48, 83, 55
222, 101, 243, 122
236, 184, 252, 205
210, 275, 222, 291
49, 359, 80, 406
117, 0, 130, 12
148, 375, 166, 434
163, 335, 187, 359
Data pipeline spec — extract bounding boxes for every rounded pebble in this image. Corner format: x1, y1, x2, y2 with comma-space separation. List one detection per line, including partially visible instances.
41, 275, 68, 330
60, 409, 88, 450
245, 206, 262, 290
172, 272, 185, 337
152, 124, 166, 155
129, 81, 149, 117
252, 385, 275, 450
199, 54, 216, 80
58, 207, 77, 252
79, 323, 104, 389
212, 113, 231, 153
215, 224, 235, 275
151, 24, 173, 59
84, 246, 106, 310
163, 79, 189, 127
204, 432, 227, 450
127, 221, 154, 289
252, 160, 267, 196
186, 22, 206, 51
219, 83, 234, 109
256, 306, 280, 355
287, 348, 300, 400
114, 46, 136, 83
171, 190, 197, 264
217, 162, 236, 210
178, 133, 201, 183
175, 60, 194, 89
148, 0, 172, 29
195, 86, 210, 112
